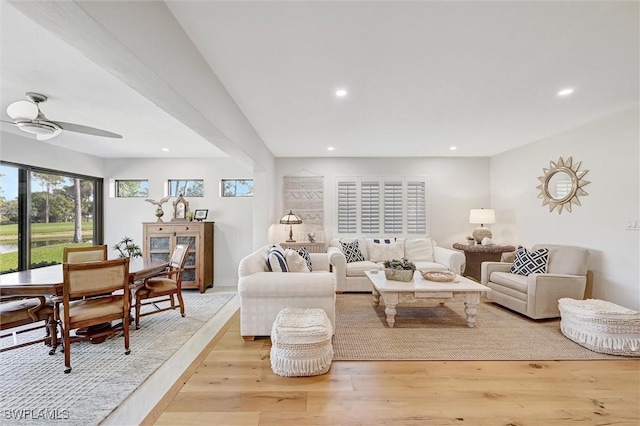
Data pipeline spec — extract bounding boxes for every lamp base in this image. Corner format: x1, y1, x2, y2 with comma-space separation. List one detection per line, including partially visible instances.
472, 226, 492, 244
286, 238, 296, 243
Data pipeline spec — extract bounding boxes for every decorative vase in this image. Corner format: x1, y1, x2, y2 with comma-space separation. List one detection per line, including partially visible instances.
155, 206, 164, 223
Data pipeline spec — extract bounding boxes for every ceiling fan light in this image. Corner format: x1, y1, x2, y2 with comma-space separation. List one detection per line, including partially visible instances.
7, 100, 39, 120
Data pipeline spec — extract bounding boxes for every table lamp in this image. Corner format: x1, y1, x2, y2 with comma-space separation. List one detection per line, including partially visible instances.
280, 210, 303, 242
469, 208, 495, 243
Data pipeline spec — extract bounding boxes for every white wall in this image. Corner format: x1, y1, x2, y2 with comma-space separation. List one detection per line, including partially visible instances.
103, 158, 254, 287
1, 131, 105, 176
490, 107, 640, 309
274, 157, 491, 248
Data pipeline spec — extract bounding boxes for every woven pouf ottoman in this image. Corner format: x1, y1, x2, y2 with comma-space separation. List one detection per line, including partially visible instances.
270, 307, 333, 377
559, 298, 640, 357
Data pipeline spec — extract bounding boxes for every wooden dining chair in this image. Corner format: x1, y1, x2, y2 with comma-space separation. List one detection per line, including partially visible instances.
0, 296, 56, 353
63, 245, 108, 263
57, 257, 131, 373
134, 244, 190, 329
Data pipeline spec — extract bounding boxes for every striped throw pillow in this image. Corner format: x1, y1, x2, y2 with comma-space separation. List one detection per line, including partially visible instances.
267, 245, 288, 272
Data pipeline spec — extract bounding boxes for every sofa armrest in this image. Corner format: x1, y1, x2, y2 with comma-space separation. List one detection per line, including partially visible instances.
309, 252, 330, 272
238, 272, 336, 297
527, 273, 587, 318
433, 246, 466, 275
480, 261, 512, 284
327, 246, 346, 291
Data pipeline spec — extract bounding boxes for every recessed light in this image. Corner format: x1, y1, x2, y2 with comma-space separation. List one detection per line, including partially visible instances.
327, 146, 335, 151
450, 146, 457, 151
335, 89, 347, 98
557, 88, 574, 97
161, 148, 169, 152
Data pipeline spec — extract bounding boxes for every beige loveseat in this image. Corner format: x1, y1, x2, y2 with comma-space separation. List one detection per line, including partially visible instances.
328, 237, 466, 292
237, 245, 337, 340
481, 244, 589, 319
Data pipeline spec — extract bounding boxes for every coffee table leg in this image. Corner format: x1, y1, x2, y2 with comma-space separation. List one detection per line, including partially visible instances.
380, 292, 398, 328
464, 293, 480, 328
372, 288, 380, 306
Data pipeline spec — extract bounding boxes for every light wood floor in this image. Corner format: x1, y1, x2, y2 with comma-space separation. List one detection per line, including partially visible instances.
145, 311, 640, 426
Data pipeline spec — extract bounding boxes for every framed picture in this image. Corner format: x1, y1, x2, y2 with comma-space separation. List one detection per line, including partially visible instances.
194, 209, 208, 221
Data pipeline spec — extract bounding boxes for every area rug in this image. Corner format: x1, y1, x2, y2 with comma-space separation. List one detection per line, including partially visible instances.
333, 294, 621, 361
0, 291, 235, 426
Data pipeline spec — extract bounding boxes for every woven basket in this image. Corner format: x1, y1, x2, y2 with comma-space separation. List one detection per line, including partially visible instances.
420, 270, 457, 282
384, 268, 414, 282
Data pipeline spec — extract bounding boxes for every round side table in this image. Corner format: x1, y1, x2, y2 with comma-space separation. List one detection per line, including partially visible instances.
452, 243, 516, 282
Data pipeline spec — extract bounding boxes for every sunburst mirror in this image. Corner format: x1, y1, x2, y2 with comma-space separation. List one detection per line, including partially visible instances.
536, 156, 590, 214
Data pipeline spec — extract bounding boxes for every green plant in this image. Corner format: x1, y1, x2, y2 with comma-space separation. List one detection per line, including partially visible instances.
383, 258, 416, 271
114, 236, 142, 258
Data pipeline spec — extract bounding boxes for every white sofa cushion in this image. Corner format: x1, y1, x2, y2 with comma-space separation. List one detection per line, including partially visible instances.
367, 241, 404, 262
345, 260, 383, 277
284, 249, 311, 273
405, 238, 435, 262
413, 261, 447, 271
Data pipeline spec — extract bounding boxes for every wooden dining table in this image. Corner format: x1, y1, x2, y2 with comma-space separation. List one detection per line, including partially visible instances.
0, 258, 169, 346
0, 258, 169, 297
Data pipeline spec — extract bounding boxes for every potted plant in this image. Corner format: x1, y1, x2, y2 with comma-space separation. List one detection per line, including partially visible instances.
114, 236, 142, 258
466, 236, 476, 246
383, 258, 416, 282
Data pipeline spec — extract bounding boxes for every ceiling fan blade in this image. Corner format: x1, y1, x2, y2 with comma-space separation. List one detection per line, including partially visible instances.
36, 128, 62, 141
1, 119, 18, 127
7, 100, 39, 120
53, 121, 123, 139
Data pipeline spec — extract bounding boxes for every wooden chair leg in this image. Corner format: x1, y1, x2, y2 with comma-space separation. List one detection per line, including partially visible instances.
63, 326, 71, 374
123, 312, 131, 355
176, 291, 185, 317
135, 296, 142, 330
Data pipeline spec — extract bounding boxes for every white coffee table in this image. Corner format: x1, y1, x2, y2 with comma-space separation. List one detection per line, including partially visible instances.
364, 270, 491, 328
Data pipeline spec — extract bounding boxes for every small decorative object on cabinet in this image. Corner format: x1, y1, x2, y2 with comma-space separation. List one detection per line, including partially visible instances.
194, 209, 208, 221
143, 221, 214, 293
172, 195, 189, 221
144, 195, 171, 223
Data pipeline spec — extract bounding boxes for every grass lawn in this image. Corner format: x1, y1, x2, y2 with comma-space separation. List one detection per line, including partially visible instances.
0, 222, 95, 272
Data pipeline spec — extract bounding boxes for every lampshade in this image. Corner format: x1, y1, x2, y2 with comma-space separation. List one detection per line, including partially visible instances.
279, 210, 302, 225
279, 210, 302, 242
469, 209, 496, 225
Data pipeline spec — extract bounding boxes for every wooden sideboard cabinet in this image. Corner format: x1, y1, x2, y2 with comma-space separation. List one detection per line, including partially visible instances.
143, 221, 214, 293
280, 241, 326, 253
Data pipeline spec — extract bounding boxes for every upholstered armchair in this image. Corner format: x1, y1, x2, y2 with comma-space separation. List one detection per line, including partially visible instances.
481, 244, 589, 319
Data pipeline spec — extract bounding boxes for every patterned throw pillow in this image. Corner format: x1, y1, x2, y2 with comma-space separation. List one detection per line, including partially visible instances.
372, 238, 395, 244
510, 246, 549, 276
267, 245, 288, 272
339, 240, 365, 263
297, 247, 312, 272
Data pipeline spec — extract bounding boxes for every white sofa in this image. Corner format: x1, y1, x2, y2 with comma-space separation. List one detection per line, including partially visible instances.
328, 237, 466, 292
237, 245, 336, 340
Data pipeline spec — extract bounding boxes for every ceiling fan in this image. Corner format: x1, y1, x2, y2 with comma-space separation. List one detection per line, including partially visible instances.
2, 92, 122, 141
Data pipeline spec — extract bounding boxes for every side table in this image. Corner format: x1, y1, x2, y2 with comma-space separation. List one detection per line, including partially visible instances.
280, 241, 326, 253
452, 243, 516, 282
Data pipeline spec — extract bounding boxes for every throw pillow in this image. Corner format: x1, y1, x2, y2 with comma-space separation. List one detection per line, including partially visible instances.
267, 245, 288, 272
368, 241, 405, 262
404, 238, 435, 262
510, 246, 549, 276
284, 249, 310, 273
297, 247, 312, 272
371, 238, 395, 244
339, 240, 365, 263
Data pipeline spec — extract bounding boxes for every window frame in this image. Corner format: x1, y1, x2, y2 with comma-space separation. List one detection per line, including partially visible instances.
220, 179, 254, 198
167, 179, 204, 197
114, 179, 149, 198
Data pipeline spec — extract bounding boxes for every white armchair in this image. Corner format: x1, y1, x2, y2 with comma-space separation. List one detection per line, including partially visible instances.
238, 245, 336, 340
481, 244, 589, 319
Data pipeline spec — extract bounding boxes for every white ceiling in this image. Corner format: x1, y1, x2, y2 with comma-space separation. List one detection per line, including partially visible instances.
2, 1, 638, 159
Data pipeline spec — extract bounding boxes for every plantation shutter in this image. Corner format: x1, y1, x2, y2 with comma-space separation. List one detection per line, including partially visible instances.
360, 181, 380, 234
337, 181, 357, 234
384, 181, 403, 233
406, 180, 426, 234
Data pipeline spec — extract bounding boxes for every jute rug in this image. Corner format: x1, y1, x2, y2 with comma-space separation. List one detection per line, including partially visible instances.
333, 294, 621, 361
0, 291, 235, 426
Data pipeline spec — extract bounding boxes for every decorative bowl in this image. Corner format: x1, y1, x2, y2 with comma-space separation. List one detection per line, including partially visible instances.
384, 268, 414, 282
420, 270, 457, 282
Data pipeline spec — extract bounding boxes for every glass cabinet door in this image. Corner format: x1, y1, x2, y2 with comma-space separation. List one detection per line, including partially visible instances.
176, 234, 198, 284
149, 235, 171, 262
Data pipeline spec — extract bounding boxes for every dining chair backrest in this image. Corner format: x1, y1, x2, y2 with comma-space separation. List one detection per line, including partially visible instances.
63, 245, 108, 263
170, 244, 190, 270
63, 258, 130, 300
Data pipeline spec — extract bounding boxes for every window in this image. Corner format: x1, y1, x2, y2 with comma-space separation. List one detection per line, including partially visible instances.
221, 179, 253, 197
336, 176, 427, 235
168, 179, 204, 197
115, 179, 148, 197
0, 161, 103, 273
